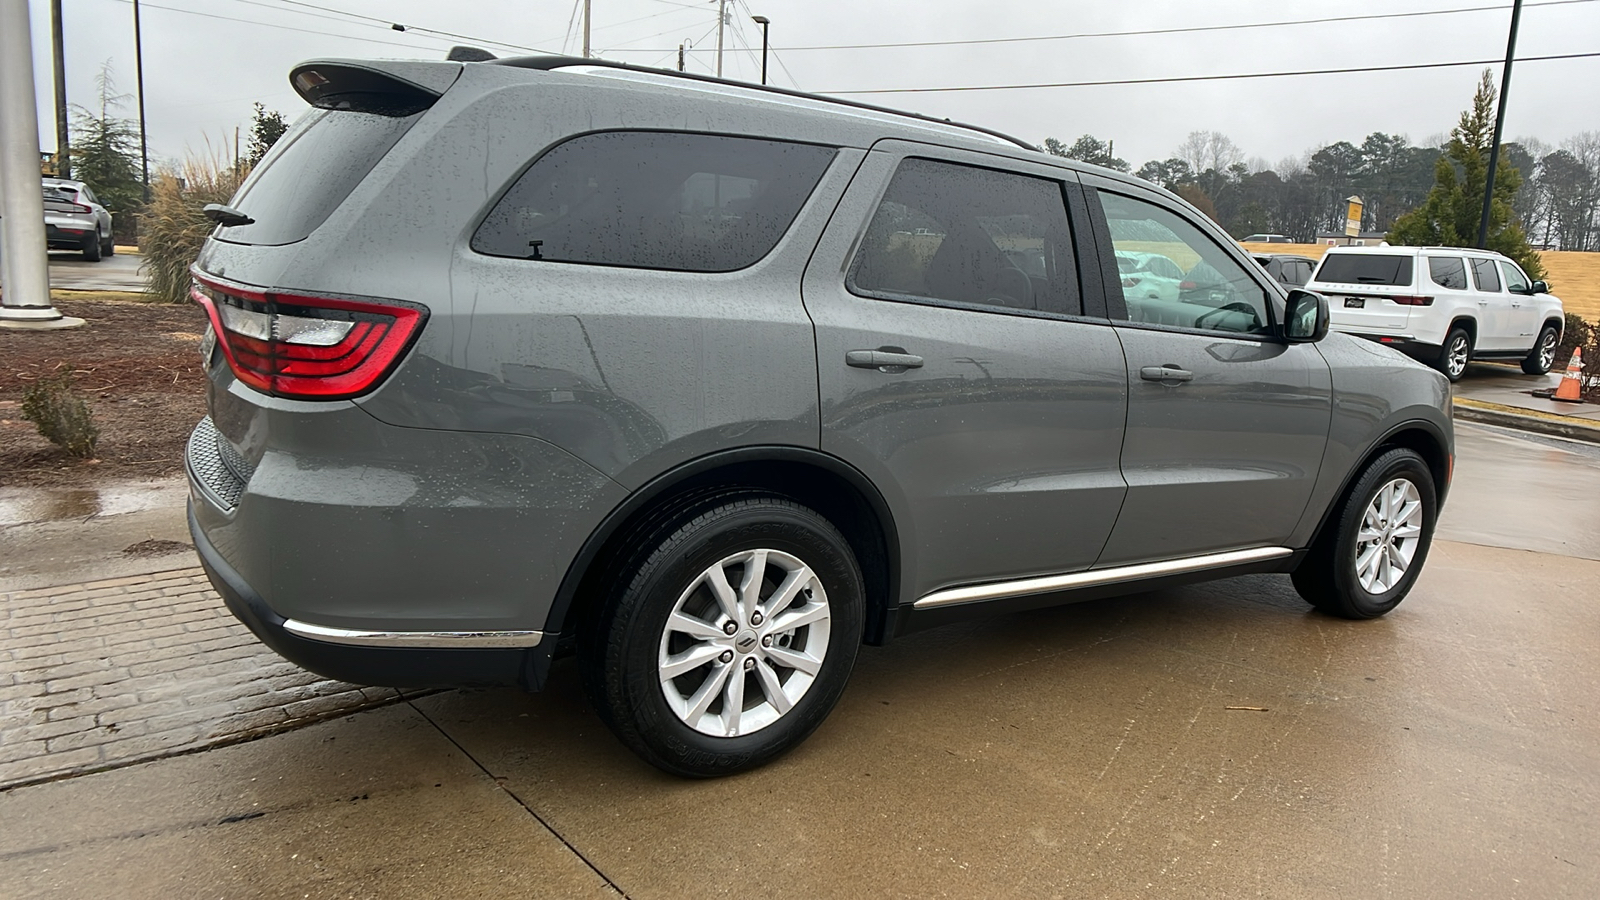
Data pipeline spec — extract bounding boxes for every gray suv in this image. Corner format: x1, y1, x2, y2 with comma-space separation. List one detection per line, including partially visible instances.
186, 56, 1453, 776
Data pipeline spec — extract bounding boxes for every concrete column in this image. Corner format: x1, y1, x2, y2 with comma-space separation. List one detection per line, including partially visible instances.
0, 0, 84, 330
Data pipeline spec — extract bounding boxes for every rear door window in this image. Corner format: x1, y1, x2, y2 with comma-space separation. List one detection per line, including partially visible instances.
1470, 257, 1502, 292
847, 158, 1078, 314
1427, 256, 1468, 290
1314, 253, 1415, 286
472, 131, 836, 272
216, 108, 425, 246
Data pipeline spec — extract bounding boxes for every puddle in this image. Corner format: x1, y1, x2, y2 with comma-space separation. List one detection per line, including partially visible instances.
0, 478, 188, 527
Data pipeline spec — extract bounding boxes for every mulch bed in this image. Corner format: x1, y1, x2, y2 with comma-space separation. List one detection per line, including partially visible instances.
1, 298, 208, 488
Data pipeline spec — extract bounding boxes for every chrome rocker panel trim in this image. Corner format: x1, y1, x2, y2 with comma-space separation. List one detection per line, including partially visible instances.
913, 547, 1295, 610
282, 619, 545, 649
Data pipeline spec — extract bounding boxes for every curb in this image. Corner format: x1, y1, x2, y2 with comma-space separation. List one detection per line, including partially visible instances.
1453, 398, 1600, 444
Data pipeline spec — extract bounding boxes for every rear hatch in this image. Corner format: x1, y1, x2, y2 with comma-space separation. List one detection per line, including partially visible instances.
191, 60, 457, 465
42, 184, 88, 217
1309, 251, 1426, 335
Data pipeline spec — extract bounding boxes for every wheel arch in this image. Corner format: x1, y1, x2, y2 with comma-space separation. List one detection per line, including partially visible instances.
1306, 419, 1452, 550
544, 446, 903, 662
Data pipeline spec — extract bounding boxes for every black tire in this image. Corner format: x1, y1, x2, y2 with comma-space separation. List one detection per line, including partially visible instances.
1521, 324, 1559, 375
102, 232, 115, 257
580, 494, 864, 777
1292, 448, 1437, 619
82, 228, 102, 262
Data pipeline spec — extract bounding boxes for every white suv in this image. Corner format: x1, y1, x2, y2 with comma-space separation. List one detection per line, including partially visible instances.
1306, 246, 1563, 381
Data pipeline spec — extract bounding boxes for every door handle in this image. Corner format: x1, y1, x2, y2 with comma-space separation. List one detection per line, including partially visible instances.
847, 349, 924, 371
1140, 365, 1193, 383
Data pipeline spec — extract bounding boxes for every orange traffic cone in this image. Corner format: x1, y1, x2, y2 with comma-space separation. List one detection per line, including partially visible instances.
1554, 346, 1584, 402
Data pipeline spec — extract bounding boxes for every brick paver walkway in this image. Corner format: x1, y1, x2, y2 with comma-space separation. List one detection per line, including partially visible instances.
1, 567, 407, 789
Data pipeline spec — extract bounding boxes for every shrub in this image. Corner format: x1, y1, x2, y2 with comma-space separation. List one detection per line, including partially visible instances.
21, 367, 100, 459
1555, 313, 1592, 372
140, 154, 249, 303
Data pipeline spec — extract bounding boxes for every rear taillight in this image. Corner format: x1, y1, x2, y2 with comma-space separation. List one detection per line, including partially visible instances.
1179, 280, 1197, 290
190, 270, 426, 400
71, 202, 92, 214
1391, 295, 1434, 306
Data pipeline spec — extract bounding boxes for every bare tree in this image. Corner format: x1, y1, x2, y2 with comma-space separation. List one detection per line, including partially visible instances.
1176, 131, 1244, 179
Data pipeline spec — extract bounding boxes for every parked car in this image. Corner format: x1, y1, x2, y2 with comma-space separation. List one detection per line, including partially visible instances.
186, 55, 1454, 777
1253, 253, 1319, 288
1306, 245, 1563, 381
1115, 250, 1184, 302
42, 178, 114, 261
1241, 233, 1293, 243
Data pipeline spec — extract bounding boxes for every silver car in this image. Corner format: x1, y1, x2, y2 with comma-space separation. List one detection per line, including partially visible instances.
43, 177, 114, 261
186, 55, 1454, 777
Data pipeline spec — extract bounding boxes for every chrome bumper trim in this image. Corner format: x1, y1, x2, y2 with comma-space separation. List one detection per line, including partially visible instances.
283, 619, 545, 649
913, 547, 1295, 610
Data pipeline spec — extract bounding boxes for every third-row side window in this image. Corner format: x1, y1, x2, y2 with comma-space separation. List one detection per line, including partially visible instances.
472, 131, 836, 272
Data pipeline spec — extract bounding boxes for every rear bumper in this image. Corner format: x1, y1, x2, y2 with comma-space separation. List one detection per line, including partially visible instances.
44, 222, 94, 248
190, 501, 536, 688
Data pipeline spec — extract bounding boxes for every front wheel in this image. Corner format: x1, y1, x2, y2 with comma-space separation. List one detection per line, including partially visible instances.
1521, 324, 1559, 375
1292, 448, 1437, 619
581, 495, 864, 777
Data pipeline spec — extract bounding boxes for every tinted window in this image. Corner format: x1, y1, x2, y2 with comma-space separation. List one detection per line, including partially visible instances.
473, 132, 835, 272
1428, 256, 1468, 290
1314, 253, 1414, 286
217, 108, 423, 246
1288, 260, 1313, 286
1470, 257, 1502, 292
848, 158, 1077, 313
1098, 191, 1271, 335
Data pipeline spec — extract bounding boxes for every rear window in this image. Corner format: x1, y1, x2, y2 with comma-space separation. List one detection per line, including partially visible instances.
1314, 253, 1414, 286
472, 131, 836, 273
214, 108, 423, 246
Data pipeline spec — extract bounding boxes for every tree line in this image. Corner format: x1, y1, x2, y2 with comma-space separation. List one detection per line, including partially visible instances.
1046, 82, 1599, 255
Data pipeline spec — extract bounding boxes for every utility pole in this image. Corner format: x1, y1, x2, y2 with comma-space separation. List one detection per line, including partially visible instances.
1477, 0, 1523, 249
751, 15, 769, 85
51, 0, 70, 179
582, 0, 591, 58
133, 0, 150, 201
715, 0, 726, 78
1, 0, 84, 329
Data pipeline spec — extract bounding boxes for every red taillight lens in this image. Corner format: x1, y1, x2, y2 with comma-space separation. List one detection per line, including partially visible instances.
1179, 280, 1197, 290
1391, 295, 1434, 306
72, 202, 93, 214
190, 270, 426, 400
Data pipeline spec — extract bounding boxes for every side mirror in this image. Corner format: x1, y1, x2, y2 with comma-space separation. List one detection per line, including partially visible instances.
1530, 280, 1549, 295
1283, 289, 1329, 343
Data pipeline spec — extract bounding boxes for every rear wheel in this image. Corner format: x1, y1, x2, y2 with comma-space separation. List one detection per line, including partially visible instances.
1521, 324, 1559, 375
580, 494, 864, 777
1432, 327, 1471, 382
82, 228, 102, 262
1292, 448, 1437, 619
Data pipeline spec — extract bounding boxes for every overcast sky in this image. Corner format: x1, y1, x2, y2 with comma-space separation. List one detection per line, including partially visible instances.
23, 0, 1600, 171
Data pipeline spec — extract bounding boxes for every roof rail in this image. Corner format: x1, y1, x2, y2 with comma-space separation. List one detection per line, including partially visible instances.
487, 55, 1040, 153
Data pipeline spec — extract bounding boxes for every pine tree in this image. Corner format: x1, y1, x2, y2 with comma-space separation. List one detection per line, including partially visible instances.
245, 103, 289, 166
1389, 70, 1545, 280
69, 63, 144, 224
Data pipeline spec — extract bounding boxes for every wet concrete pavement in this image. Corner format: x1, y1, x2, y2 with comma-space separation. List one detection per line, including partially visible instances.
3, 422, 1598, 898
42, 251, 147, 293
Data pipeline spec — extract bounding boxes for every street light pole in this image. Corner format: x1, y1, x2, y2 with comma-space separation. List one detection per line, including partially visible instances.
0, 0, 84, 329
1477, 0, 1523, 249
51, 0, 70, 179
751, 15, 769, 85
582, 0, 591, 58
133, 0, 150, 201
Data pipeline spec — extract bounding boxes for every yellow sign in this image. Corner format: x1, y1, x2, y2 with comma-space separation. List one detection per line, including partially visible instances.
1345, 195, 1364, 237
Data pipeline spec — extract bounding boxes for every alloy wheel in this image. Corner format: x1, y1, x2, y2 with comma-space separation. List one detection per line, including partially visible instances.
1353, 477, 1424, 594
657, 548, 831, 737
1446, 335, 1470, 378
1539, 331, 1557, 370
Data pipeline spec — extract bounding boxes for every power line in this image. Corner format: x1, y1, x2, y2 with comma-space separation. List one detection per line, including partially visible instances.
595, 0, 1597, 53
105, 0, 457, 53
824, 50, 1600, 95
271, 0, 547, 54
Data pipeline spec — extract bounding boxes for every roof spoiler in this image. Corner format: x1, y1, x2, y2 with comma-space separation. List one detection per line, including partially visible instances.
288, 60, 462, 116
